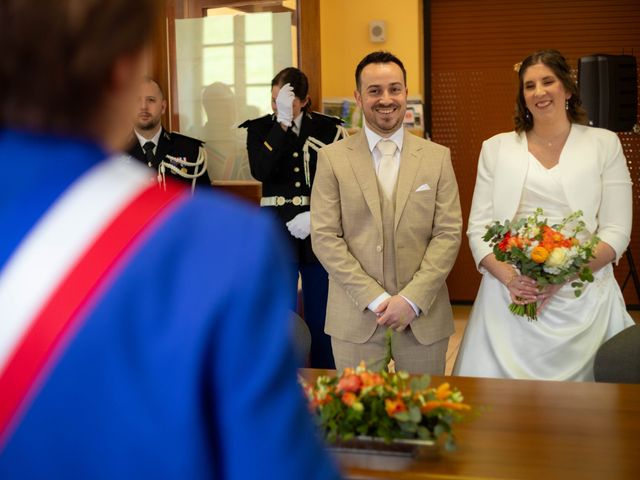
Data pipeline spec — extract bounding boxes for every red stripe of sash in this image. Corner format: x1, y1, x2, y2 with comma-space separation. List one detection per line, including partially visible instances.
0, 181, 186, 449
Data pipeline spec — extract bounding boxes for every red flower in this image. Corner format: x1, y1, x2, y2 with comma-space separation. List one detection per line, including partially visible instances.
336, 374, 362, 393
385, 397, 407, 416
498, 231, 512, 252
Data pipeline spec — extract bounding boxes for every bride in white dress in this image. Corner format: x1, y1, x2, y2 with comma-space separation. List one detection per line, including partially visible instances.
453, 50, 634, 381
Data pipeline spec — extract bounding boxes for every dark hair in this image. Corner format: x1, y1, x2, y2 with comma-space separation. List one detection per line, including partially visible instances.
355, 51, 407, 91
0, 0, 156, 135
271, 67, 311, 112
514, 49, 588, 133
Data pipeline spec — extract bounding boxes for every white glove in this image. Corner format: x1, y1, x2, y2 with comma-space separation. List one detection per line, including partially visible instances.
275, 83, 295, 127
286, 211, 311, 240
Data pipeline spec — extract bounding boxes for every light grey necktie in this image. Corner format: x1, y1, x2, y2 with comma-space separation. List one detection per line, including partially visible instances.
377, 139, 398, 199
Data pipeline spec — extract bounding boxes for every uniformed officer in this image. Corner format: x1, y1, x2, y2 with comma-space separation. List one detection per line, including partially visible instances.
239, 67, 347, 369
127, 77, 210, 191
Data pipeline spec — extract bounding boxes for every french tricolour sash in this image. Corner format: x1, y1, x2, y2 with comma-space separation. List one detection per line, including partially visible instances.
0, 157, 187, 450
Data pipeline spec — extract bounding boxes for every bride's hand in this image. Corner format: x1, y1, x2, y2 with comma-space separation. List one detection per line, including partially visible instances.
537, 283, 564, 312
506, 273, 538, 304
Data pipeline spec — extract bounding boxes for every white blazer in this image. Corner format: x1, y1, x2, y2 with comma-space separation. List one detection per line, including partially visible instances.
467, 124, 632, 268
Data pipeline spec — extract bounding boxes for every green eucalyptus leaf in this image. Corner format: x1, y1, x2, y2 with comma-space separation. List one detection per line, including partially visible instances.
409, 405, 422, 423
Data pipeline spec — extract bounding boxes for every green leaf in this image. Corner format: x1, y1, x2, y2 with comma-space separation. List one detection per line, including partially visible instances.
580, 268, 594, 282
409, 405, 422, 423
444, 436, 457, 452
399, 421, 417, 433
417, 426, 432, 440
433, 424, 446, 438
410, 375, 431, 391
394, 411, 410, 422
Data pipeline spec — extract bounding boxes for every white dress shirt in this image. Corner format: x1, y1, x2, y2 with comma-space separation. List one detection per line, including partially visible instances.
134, 128, 162, 155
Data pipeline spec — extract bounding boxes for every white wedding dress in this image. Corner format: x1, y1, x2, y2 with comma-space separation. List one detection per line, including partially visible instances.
453, 153, 634, 381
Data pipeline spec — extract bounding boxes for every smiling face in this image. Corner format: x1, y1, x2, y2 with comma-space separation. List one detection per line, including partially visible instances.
522, 62, 571, 125
355, 62, 407, 137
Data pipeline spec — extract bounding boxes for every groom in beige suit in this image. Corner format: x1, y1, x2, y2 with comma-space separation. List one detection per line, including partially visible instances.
311, 51, 462, 374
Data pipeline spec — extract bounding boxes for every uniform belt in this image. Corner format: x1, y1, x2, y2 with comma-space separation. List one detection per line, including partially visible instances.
260, 195, 310, 207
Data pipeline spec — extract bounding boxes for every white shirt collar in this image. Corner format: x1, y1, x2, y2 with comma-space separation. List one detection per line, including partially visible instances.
363, 122, 404, 154
292, 112, 304, 136
134, 127, 162, 149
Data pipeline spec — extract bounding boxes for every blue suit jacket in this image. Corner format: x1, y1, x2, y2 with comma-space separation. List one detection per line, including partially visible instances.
0, 130, 340, 480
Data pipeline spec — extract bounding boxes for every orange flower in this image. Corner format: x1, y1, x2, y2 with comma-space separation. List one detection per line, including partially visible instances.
421, 400, 471, 413
341, 392, 357, 407
336, 374, 362, 393
385, 397, 407, 416
441, 401, 472, 411
360, 371, 385, 388
421, 400, 443, 413
436, 382, 451, 400
530, 246, 549, 263
508, 236, 523, 249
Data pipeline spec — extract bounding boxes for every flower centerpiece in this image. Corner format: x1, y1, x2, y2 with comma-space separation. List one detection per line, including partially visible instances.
483, 208, 599, 321
300, 361, 471, 453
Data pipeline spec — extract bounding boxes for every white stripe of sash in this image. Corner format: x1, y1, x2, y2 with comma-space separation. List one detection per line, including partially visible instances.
0, 157, 154, 375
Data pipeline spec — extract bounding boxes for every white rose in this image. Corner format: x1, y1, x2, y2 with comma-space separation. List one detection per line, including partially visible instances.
545, 247, 569, 268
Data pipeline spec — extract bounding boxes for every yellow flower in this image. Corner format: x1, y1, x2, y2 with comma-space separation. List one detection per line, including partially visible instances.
545, 247, 568, 268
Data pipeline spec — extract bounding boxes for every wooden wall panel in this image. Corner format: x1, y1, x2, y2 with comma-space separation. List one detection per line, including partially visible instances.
430, 0, 640, 304
298, 0, 322, 111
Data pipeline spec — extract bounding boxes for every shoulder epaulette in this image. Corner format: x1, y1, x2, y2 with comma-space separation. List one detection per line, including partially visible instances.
307, 111, 345, 126
238, 114, 274, 129
169, 131, 205, 146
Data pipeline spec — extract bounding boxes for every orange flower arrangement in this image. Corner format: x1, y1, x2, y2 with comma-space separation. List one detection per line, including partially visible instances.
300, 361, 471, 451
485, 208, 598, 321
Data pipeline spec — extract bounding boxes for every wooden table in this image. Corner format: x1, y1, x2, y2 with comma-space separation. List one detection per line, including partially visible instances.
301, 370, 640, 479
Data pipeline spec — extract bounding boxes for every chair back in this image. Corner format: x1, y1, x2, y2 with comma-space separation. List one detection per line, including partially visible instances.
594, 324, 640, 383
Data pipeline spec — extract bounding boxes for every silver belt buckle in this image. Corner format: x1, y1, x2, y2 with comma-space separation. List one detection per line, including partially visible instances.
292, 196, 302, 206
276, 196, 286, 206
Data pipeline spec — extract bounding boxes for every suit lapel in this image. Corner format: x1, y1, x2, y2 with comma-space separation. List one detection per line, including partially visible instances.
348, 131, 383, 229
394, 131, 421, 231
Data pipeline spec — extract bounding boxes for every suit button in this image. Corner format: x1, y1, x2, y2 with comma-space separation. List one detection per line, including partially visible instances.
293, 152, 299, 158
376, 245, 382, 252
295, 181, 301, 188
294, 167, 300, 172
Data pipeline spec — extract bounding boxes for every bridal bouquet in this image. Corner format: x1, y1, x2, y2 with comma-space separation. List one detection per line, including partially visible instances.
483, 208, 598, 321
300, 361, 471, 452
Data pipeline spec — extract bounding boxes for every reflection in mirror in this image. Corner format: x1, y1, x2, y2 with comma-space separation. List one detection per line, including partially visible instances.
175, 9, 294, 180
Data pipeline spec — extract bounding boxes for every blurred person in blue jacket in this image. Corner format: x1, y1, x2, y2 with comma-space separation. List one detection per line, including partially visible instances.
0, 1, 341, 479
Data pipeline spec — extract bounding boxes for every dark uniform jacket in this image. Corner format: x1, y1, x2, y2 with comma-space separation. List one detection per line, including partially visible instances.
240, 111, 343, 264
127, 128, 210, 187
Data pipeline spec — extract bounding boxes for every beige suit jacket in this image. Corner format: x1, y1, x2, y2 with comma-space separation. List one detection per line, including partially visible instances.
311, 129, 462, 345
